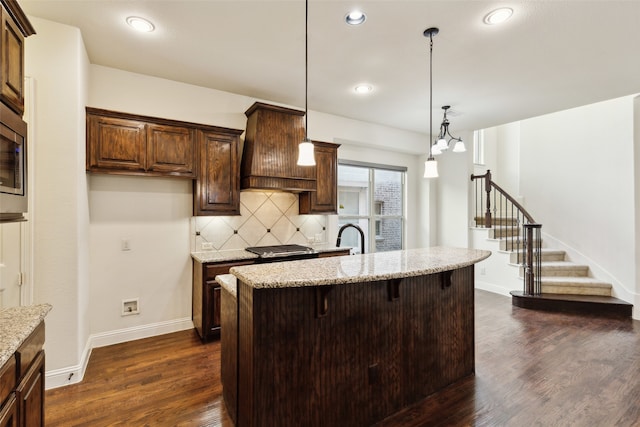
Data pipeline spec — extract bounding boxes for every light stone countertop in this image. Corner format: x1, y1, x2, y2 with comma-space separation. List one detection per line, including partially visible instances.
216, 274, 237, 298
230, 247, 491, 289
0, 303, 52, 367
191, 245, 351, 264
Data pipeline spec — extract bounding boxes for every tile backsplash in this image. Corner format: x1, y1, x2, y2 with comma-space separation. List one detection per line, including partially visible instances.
191, 191, 328, 251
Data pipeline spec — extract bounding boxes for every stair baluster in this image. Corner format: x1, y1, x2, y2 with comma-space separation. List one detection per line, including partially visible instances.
471, 170, 541, 296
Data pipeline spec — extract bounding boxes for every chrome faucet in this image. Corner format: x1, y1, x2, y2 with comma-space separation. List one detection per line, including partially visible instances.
336, 223, 365, 254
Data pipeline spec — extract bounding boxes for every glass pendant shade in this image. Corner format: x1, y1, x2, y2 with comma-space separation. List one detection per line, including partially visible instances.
436, 138, 448, 151
424, 158, 439, 178
431, 143, 442, 156
297, 139, 316, 166
452, 140, 466, 153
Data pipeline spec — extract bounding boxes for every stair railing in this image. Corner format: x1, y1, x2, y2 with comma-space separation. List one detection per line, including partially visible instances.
470, 170, 542, 295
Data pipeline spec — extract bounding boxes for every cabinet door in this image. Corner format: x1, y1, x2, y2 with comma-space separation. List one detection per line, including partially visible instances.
15, 351, 44, 427
0, 394, 17, 427
299, 142, 339, 214
194, 130, 240, 215
0, 7, 24, 115
146, 124, 196, 177
86, 115, 146, 173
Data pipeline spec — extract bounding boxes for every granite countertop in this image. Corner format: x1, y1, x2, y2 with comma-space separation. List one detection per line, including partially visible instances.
191, 245, 351, 264
0, 304, 52, 367
230, 247, 491, 289
216, 274, 237, 298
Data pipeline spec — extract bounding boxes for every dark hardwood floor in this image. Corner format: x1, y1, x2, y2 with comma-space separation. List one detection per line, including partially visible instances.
45, 290, 640, 426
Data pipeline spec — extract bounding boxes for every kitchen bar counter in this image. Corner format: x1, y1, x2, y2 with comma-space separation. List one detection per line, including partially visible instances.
223, 247, 491, 427
190, 244, 349, 263
0, 304, 52, 366
230, 247, 490, 288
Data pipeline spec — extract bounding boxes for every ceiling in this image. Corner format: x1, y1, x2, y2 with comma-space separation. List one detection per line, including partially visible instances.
19, 0, 640, 136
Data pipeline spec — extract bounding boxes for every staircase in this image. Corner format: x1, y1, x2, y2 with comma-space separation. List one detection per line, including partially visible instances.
471, 171, 632, 318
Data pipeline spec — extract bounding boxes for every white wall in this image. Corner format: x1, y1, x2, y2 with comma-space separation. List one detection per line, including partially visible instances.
519, 96, 637, 305
25, 17, 90, 386
434, 130, 474, 248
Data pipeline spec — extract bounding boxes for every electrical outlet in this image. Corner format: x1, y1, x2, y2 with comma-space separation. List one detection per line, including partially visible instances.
480, 267, 486, 275
314, 233, 323, 243
202, 242, 214, 250
121, 238, 131, 251
122, 298, 139, 316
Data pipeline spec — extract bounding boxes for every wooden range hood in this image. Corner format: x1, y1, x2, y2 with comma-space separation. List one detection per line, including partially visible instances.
240, 102, 316, 192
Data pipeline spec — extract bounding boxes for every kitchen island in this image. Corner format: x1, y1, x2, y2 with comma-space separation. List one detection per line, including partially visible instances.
222, 247, 490, 427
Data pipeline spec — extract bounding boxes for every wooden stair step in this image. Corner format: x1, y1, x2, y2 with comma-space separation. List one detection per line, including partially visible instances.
488, 226, 521, 239
519, 261, 589, 277
510, 249, 565, 264
510, 291, 632, 318
474, 217, 518, 227
540, 277, 612, 296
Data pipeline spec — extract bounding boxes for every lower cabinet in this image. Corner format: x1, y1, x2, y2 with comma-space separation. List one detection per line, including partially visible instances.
15, 352, 43, 427
193, 259, 255, 342
0, 322, 45, 427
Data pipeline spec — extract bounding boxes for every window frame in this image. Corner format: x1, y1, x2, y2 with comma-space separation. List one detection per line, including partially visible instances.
337, 160, 407, 253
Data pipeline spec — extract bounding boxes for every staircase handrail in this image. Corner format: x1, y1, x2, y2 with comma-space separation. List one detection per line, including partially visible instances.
470, 169, 536, 227
470, 169, 542, 296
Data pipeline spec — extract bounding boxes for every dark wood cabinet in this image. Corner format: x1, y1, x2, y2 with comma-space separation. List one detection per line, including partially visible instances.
0, 1, 34, 116
299, 141, 340, 214
15, 352, 43, 427
86, 108, 198, 178
193, 128, 243, 216
0, 322, 45, 427
192, 259, 255, 342
0, 394, 16, 427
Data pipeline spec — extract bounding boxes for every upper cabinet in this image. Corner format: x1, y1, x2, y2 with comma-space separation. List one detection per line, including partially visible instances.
299, 141, 340, 214
86, 108, 199, 178
193, 127, 243, 216
0, 0, 35, 116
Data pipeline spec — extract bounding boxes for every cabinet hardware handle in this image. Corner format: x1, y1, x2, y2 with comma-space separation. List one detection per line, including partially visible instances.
387, 278, 402, 301
441, 270, 453, 290
315, 286, 333, 318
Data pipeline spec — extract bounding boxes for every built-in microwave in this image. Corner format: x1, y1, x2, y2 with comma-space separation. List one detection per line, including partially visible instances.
0, 103, 27, 222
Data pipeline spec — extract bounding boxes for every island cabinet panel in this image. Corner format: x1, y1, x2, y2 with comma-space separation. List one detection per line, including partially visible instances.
220, 287, 237, 425
299, 141, 339, 214
193, 130, 241, 216
236, 266, 475, 427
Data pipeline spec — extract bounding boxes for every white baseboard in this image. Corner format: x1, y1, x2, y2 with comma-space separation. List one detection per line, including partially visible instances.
475, 280, 513, 297
45, 317, 194, 390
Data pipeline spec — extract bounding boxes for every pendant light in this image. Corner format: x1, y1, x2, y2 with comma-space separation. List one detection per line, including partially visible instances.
297, 0, 316, 166
423, 27, 439, 178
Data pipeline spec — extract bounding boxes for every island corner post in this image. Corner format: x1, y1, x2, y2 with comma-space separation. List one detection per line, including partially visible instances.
221, 248, 490, 427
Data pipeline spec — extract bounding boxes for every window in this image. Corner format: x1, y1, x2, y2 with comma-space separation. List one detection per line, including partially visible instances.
473, 129, 485, 165
338, 161, 406, 253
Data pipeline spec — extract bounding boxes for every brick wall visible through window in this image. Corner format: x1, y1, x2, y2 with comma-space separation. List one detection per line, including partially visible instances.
338, 163, 405, 253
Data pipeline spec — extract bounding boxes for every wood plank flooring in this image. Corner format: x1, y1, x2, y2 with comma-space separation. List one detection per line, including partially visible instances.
45, 290, 640, 426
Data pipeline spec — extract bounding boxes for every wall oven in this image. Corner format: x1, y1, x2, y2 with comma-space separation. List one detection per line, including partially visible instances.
0, 103, 27, 222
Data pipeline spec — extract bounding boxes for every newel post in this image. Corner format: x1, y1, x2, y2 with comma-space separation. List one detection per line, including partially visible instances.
484, 170, 492, 228
523, 223, 542, 295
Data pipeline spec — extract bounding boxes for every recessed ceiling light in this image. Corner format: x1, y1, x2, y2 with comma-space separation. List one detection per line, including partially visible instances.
354, 84, 373, 94
345, 10, 366, 26
126, 16, 155, 32
483, 8, 513, 25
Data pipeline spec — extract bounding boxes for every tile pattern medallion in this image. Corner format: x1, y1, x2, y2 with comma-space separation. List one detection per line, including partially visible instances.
192, 192, 327, 252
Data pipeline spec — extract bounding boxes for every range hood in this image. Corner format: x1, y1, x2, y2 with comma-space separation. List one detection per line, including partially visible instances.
240, 102, 316, 192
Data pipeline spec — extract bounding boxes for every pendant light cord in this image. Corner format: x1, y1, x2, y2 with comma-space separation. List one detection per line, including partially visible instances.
428, 32, 433, 159
304, 0, 309, 141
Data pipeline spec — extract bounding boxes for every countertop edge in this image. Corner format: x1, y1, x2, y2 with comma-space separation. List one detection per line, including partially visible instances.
191, 245, 351, 264
230, 247, 491, 289
0, 303, 52, 367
